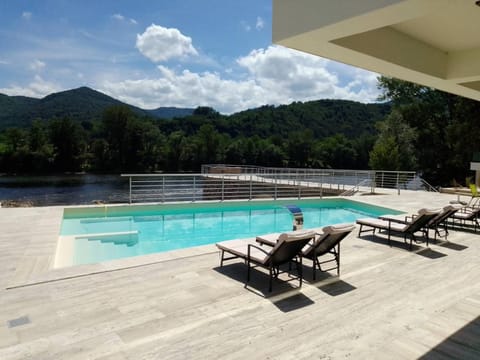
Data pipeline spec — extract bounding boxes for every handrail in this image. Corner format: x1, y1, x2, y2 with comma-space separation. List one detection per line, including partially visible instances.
122, 172, 340, 204
340, 179, 372, 196
419, 178, 439, 192
121, 167, 435, 204
201, 164, 417, 175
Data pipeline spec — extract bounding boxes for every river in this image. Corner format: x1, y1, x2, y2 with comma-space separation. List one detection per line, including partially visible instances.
0, 174, 129, 206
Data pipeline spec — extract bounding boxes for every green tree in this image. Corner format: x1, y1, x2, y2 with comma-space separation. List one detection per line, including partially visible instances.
225, 139, 246, 165
286, 130, 314, 167
445, 97, 480, 182
89, 139, 109, 171
196, 124, 222, 164
166, 131, 188, 171
314, 134, 358, 169
102, 106, 131, 170
258, 142, 285, 167
27, 120, 54, 172
4, 127, 28, 153
369, 136, 400, 170
49, 117, 86, 172
376, 76, 473, 184
370, 109, 417, 170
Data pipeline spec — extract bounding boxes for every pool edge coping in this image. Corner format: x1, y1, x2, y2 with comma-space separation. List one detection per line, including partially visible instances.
6, 196, 404, 289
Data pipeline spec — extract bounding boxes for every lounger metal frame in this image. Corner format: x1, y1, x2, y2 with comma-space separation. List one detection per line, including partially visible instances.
218, 235, 313, 292
358, 212, 438, 250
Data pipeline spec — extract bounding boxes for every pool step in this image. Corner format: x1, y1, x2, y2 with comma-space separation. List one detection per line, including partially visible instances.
80, 217, 133, 224
75, 231, 139, 247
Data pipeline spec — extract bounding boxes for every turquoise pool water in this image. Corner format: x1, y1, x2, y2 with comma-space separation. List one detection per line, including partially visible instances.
60, 199, 401, 266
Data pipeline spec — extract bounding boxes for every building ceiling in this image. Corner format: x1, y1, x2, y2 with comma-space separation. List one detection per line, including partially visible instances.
273, 0, 480, 101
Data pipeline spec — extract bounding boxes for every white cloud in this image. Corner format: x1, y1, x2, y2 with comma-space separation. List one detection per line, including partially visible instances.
101, 65, 261, 111
136, 24, 198, 62
2, 40, 379, 113
241, 21, 251, 32
0, 75, 61, 98
256, 17, 264, 31
112, 14, 125, 21
112, 13, 137, 24
100, 46, 380, 114
29, 59, 46, 72
22, 11, 32, 20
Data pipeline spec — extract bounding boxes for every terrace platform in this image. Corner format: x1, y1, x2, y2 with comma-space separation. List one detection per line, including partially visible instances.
1, 191, 479, 359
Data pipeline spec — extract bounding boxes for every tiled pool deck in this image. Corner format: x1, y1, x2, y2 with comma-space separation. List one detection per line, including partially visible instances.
1, 192, 479, 359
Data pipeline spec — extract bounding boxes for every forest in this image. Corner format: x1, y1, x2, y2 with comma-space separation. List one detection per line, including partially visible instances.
0, 76, 479, 186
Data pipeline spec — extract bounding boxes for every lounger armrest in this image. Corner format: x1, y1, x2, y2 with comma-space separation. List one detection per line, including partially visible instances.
255, 237, 276, 247
247, 243, 270, 259
406, 214, 417, 222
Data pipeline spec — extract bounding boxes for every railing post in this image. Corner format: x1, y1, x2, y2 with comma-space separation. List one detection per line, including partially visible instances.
162, 176, 165, 203
320, 172, 323, 198
297, 177, 302, 200
274, 176, 277, 200
221, 175, 224, 201
371, 171, 375, 193
193, 176, 196, 202
129, 176, 132, 204
397, 172, 400, 195
249, 174, 252, 200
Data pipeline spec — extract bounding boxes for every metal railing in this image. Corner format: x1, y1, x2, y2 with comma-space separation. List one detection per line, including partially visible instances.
122, 173, 339, 204
340, 179, 373, 196
122, 166, 437, 204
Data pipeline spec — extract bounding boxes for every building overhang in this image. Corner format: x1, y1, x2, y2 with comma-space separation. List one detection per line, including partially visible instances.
273, 0, 480, 101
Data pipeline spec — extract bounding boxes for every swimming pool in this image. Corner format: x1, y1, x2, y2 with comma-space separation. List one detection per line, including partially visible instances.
55, 199, 401, 267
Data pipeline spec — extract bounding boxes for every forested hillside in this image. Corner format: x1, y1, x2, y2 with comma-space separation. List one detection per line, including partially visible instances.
1, 77, 479, 187
157, 100, 390, 139
0, 98, 388, 175
0, 87, 194, 129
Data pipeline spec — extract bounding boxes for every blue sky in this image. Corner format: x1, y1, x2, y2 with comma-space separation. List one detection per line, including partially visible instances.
0, 0, 380, 113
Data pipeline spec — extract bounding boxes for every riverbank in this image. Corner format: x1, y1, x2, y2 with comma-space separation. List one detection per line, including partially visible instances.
0, 174, 128, 206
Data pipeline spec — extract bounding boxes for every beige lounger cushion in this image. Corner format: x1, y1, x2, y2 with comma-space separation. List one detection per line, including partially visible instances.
453, 211, 476, 220
446, 204, 464, 211
356, 218, 410, 232
216, 239, 270, 263
300, 224, 354, 255
418, 208, 442, 215
379, 214, 409, 222
255, 232, 283, 246
256, 229, 320, 247
217, 230, 316, 264
322, 223, 356, 234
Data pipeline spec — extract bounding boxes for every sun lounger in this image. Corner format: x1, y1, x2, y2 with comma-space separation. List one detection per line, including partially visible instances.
379, 204, 463, 241
450, 184, 480, 209
216, 230, 315, 292
357, 208, 441, 250
450, 206, 480, 232
256, 224, 355, 280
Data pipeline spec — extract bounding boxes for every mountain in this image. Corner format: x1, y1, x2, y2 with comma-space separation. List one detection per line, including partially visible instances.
159, 99, 391, 140
0, 86, 389, 141
226, 100, 390, 139
146, 107, 196, 119
0, 94, 40, 129
0, 87, 194, 129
